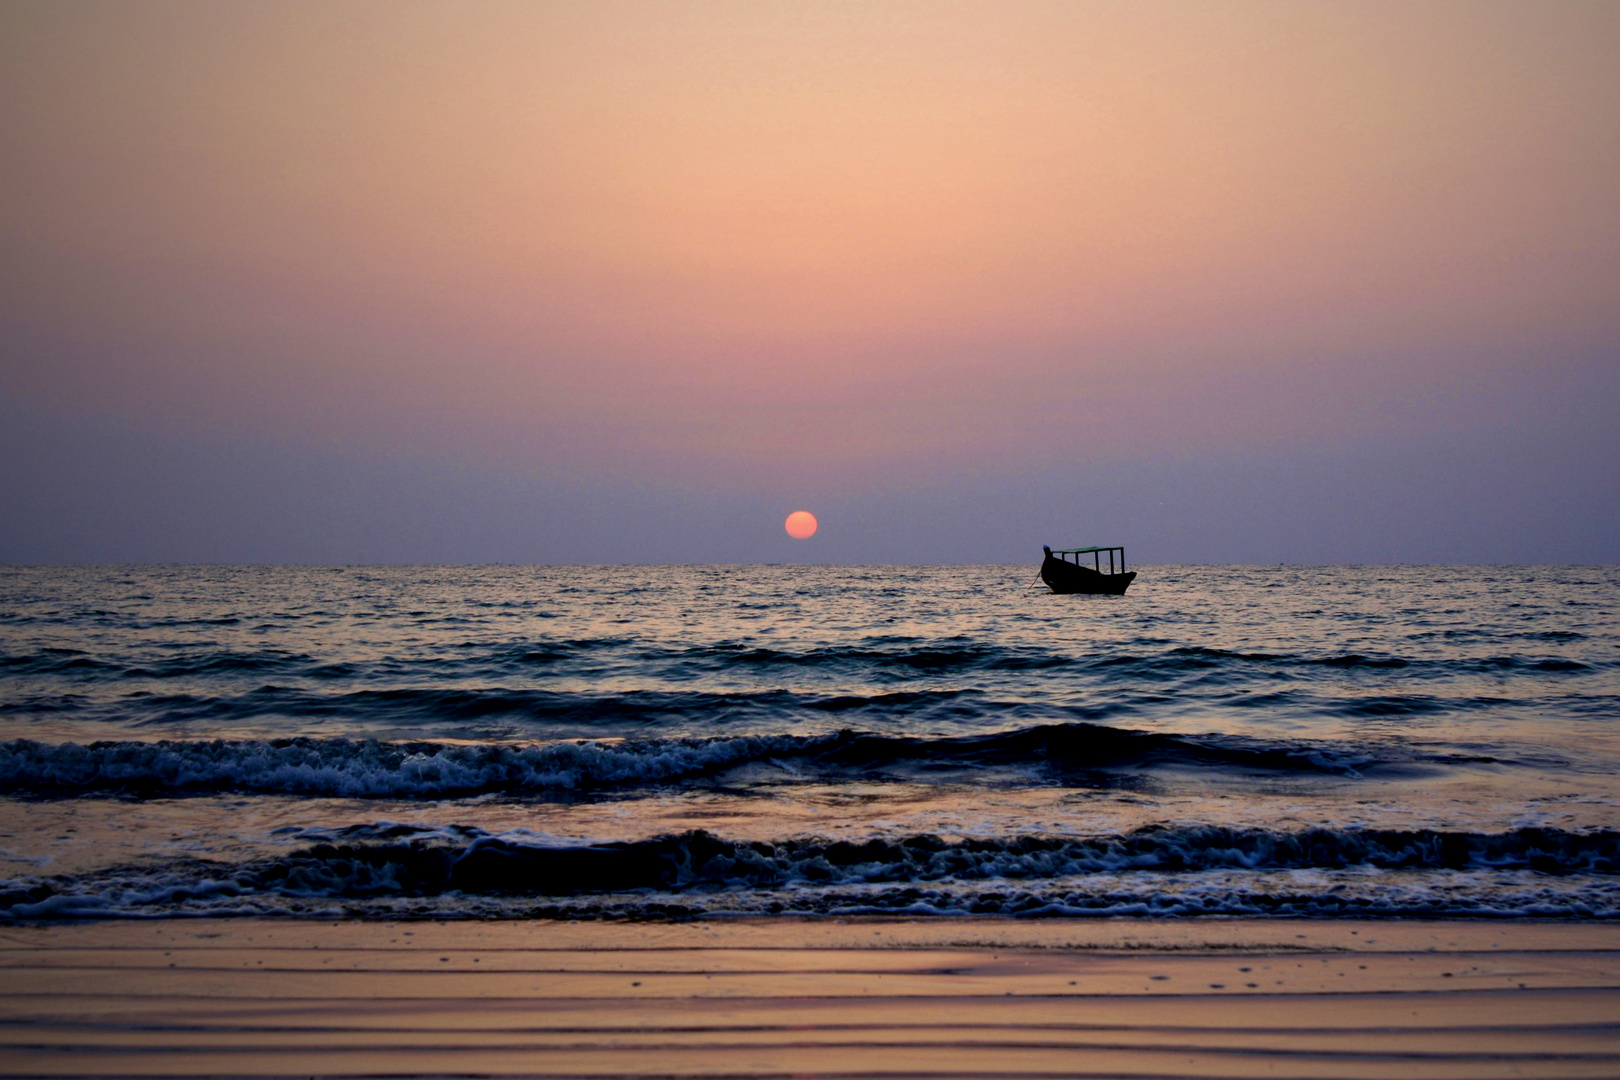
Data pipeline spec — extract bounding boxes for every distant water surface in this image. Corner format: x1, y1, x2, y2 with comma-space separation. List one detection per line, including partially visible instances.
1, 564, 1616, 919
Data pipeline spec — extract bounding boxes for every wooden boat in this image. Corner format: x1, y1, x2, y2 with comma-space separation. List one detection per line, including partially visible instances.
1040, 545, 1136, 595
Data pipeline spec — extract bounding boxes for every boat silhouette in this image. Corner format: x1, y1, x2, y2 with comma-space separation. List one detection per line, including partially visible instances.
1040, 545, 1136, 595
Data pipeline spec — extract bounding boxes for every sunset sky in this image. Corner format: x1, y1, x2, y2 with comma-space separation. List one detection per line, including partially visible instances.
2, 0, 1616, 563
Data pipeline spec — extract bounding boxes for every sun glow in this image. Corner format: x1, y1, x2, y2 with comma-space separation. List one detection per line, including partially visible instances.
784, 511, 818, 540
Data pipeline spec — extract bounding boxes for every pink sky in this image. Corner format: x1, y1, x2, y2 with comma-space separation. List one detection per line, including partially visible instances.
2, 1, 1617, 561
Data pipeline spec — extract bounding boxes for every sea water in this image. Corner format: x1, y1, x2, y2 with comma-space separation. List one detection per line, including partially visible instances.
1, 564, 1616, 920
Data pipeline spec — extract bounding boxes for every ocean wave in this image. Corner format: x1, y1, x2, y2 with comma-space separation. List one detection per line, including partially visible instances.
2, 683, 1019, 728
271, 825, 1620, 895
0, 734, 808, 798
4, 678, 1594, 739
0, 648, 334, 680
0, 726, 1381, 798
1, 637, 1603, 687
4, 824, 1615, 920
669, 641, 1075, 674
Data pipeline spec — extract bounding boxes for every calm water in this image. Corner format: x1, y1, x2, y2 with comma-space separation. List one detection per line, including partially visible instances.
1, 564, 1616, 919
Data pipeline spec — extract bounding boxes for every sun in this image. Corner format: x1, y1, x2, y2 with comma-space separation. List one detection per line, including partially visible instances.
784, 511, 818, 539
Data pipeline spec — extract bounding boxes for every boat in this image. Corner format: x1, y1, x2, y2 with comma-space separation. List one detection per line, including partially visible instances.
1040, 545, 1136, 595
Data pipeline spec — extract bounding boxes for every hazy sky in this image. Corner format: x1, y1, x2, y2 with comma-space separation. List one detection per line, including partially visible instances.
2, 0, 1617, 563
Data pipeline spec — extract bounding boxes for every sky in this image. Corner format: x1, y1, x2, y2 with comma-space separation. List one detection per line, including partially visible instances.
2, 0, 1617, 564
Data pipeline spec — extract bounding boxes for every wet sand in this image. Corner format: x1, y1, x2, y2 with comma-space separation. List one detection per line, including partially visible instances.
2, 918, 1617, 1078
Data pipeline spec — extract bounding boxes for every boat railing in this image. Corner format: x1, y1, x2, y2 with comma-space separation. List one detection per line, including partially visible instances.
1049, 546, 1125, 574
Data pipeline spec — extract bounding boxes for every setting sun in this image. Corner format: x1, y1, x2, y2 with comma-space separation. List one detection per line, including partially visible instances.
784, 511, 818, 540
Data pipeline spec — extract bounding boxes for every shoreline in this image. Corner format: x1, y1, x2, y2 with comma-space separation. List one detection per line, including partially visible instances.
3, 917, 1617, 1078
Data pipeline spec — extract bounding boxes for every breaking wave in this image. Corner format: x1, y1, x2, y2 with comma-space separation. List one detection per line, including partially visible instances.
0, 726, 1395, 798
4, 825, 1616, 921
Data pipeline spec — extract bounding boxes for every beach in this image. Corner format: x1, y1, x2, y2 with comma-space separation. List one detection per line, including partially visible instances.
3, 917, 1618, 1078
5, 0, 1618, 1070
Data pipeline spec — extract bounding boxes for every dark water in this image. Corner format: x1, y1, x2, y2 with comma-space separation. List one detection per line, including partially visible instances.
1, 564, 1616, 919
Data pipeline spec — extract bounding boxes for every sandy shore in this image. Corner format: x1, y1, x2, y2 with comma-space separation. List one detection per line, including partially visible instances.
1, 918, 1617, 1078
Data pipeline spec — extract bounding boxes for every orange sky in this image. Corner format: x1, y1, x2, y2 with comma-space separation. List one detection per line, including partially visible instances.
2, 1, 1617, 559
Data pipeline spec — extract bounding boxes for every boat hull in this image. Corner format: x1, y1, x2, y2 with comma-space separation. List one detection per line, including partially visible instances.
1040, 555, 1136, 595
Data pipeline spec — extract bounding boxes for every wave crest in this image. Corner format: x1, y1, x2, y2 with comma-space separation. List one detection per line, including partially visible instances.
4, 824, 1615, 920
0, 726, 1379, 798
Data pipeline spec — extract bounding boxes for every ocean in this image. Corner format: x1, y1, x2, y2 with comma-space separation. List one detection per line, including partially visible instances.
1, 563, 1616, 921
